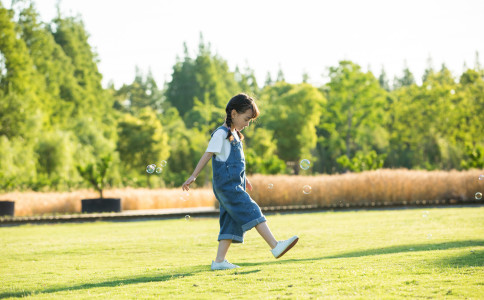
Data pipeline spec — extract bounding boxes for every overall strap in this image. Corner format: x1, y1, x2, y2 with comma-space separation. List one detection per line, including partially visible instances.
211, 126, 229, 137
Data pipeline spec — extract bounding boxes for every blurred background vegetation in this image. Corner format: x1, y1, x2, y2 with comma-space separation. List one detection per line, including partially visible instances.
0, 1, 483, 192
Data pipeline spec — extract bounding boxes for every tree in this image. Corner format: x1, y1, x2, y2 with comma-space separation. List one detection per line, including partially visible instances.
244, 127, 286, 175
393, 61, 415, 89
378, 66, 390, 91
114, 67, 164, 114
264, 71, 273, 86
261, 83, 326, 174
0, 3, 43, 138
320, 61, 388, 173
52, 13, 113, 123
165, 43, 197, 117
15, 1, 82, 129
276, 66, 285, 82
166, 35, 239, 130
76, 154, 113, 199
116, 108, 169, 187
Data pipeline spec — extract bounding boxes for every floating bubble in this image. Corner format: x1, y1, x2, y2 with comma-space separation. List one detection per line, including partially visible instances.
268, 183, 273, 189
422, 213, 428, 218
450, 89, 455, 95
180, 196, 186, 202
476, 192, 482, 200
427, 234, 432, 239
160, 160, 167, 167
185, 215, 190, 220
303, 185, 312, 194
479, 175, 484, 181
300, 159, 311, 170
184, 191, 190, 198
146, 164, 156, 174
156, 167, 162, 174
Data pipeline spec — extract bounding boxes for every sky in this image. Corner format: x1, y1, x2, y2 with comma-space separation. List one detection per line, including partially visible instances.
21, 0, 484, 88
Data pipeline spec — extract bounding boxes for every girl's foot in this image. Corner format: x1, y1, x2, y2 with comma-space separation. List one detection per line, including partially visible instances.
211, 260, 240, 270
271, 235, 299, 259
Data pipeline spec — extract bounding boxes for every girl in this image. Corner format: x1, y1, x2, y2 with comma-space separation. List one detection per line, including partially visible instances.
182, 93, 299, 270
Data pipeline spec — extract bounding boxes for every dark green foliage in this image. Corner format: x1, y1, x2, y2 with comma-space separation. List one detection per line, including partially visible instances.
461, 145, 484, 170
337, 150, 387, 172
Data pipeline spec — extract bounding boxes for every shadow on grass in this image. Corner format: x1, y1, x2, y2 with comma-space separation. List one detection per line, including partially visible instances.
0, 264, 263, 299
434, 250, 484, 267
0, 266, 209, 299
238, 239, 484, 267
1, 240, 481, 298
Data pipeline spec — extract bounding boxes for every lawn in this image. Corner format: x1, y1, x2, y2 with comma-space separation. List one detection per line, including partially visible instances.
0, 206, 483, 299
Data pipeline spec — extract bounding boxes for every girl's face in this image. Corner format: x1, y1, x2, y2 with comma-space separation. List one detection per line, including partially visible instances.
231, 109, 253, 131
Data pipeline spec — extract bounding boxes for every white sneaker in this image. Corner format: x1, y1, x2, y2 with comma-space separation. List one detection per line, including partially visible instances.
211, 260, 240, 270
271, 235, 299, 259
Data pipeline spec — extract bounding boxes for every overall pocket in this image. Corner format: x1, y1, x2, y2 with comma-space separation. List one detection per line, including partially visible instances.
227, 163, 244, 183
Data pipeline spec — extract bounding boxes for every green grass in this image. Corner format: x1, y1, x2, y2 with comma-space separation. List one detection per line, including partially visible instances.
1, 206, 483, 299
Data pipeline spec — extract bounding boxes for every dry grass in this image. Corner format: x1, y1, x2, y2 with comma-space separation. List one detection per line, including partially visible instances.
0, 188, 215, 217
249, 169, 484, 207
1, 169, 483, 217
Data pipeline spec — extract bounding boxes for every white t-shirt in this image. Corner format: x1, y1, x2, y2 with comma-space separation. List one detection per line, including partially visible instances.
206, 127, 240, 162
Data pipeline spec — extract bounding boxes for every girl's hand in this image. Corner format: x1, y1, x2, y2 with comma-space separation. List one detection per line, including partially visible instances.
182, 176, 196, 191
246, 178, 253, 192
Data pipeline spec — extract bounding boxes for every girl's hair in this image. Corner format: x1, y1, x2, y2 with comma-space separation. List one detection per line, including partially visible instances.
225, 93, 260, 141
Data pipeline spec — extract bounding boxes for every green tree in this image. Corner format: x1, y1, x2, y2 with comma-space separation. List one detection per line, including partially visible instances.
378, 66, 390, 91
0, 3, 43, 138
15, 1, 81, 129
114, 67, 164, 114
244, 127, 286, 175
393, 62, 415, 89
116, 108, 169, 187
166, 35, 239, 130
261, 83, 326, 174
52, 13, 113, 124
319, 61, 388, 173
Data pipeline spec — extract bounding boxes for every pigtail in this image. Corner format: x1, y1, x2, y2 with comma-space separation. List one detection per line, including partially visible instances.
225, 114, 235, 142
225, 113, 244, 142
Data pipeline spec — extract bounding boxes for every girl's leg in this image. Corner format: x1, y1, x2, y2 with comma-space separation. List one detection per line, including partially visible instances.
215, 239, 232, 262
256, 221, 278, 249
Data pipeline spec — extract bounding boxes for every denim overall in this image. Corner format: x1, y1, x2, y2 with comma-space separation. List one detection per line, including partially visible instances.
211, 126, 266, 243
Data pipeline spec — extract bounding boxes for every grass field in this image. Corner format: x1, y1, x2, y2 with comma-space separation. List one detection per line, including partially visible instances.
1, 206, 483, 299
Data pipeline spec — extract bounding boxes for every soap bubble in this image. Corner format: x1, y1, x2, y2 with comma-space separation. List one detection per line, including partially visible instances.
160, 160, 167, 167
478, 175, 484, 181
185, 215, 190, 220
146, 164, 156, 174
156, 167, 162, 174
475, 192, 482, 200
268, 183, 273, 189
303, 185, 312, 194
300, 159, 311, 170
427, 234, 432, 239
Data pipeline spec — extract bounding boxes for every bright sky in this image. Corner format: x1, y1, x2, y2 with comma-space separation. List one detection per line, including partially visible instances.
24, 0, 484, 88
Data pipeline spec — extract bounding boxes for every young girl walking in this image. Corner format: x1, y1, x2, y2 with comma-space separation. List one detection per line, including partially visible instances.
182, 93, 299, 270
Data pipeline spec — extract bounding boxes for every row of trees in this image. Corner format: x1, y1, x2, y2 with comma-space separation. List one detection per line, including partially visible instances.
0, 1, 483, 192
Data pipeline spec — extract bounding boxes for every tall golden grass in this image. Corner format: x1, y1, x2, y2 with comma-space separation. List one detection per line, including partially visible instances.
1, 169, 482, 217
248, 169, 484, 207
0, 188, 215, 217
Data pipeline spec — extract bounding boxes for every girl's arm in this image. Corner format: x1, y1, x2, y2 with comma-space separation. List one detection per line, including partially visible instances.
182, 152, 214, 191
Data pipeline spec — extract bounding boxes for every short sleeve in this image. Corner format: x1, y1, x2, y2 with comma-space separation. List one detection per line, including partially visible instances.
206, 130, 225, 155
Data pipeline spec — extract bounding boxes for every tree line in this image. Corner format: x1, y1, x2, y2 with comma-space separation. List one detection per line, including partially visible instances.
0, 1, 483, 192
